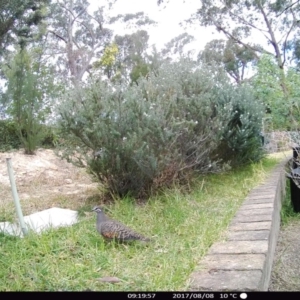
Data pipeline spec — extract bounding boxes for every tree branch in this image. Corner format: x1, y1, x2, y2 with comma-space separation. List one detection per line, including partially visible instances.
229, 10, 269, 34
48, 30, 67, 43
257, 1, 283, 67
215, 24, 270, 57
276, 0, 300, 17
282, 17, 296, 66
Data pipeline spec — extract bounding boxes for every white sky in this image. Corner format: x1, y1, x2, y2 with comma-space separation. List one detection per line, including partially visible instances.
90, 0, 223, 54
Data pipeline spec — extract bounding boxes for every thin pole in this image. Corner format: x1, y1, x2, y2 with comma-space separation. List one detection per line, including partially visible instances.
6, 158, 28, 236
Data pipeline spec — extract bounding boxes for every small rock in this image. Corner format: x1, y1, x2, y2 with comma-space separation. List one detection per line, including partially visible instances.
65, 179, 73, 184
97, 276, 122, 284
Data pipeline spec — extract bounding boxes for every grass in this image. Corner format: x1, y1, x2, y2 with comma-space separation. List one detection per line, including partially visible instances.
280, 179, 300, 226
0, 156, 281, 291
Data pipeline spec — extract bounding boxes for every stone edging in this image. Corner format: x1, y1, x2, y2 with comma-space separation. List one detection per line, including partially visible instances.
188, 158, 290, 291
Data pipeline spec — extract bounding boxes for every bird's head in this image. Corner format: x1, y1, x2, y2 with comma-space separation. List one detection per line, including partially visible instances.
92, 206, 102, 213
92, 206, 110, 222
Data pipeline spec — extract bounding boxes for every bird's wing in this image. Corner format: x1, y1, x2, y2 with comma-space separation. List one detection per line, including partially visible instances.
100, 221, 144, 240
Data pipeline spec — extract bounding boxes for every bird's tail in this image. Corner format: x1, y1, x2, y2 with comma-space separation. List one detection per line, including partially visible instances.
141, 236, 152, 242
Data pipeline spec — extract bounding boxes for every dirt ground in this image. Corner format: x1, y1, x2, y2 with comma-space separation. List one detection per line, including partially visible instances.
0, 148, 100, 219
269, 219, 300, 291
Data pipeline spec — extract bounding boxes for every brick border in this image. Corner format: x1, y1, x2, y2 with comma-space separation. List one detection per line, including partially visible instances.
188, 158, 290, 291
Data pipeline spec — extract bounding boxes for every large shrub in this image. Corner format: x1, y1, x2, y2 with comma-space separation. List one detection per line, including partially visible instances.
0, 120, 22, 151
57, 59, 264, 198
0, 120, 59, 152
213, 83, 265, 166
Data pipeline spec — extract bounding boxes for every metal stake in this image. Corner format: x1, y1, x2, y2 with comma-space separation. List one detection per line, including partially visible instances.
6, 158, 28, 236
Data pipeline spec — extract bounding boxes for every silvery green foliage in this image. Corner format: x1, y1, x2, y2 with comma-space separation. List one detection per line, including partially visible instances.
57, 59, 264, 197
213, 83, 265, 165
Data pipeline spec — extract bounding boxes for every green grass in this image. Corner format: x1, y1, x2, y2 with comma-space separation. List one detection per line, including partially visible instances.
0, 157, 281, 291
280, 179, 300, 226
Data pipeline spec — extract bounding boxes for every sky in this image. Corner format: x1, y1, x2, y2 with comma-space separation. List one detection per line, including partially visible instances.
89, 0, 223, 55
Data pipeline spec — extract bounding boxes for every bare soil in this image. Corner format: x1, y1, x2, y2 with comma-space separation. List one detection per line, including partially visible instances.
0, 148, 100, 219
269, 220, 300, 291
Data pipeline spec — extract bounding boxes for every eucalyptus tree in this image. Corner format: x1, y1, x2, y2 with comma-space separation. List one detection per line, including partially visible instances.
158, 0, 300, 93
195, 1, 300, 71
114, 30, 150, 83
47, 0, 155, 87
161, 32, 195, 59
46, 0, 112, 87
92, 30, 156, 84
199, 38, 258, 84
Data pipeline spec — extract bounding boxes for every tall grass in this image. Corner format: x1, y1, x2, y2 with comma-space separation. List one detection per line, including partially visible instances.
280, 180, 300, 226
